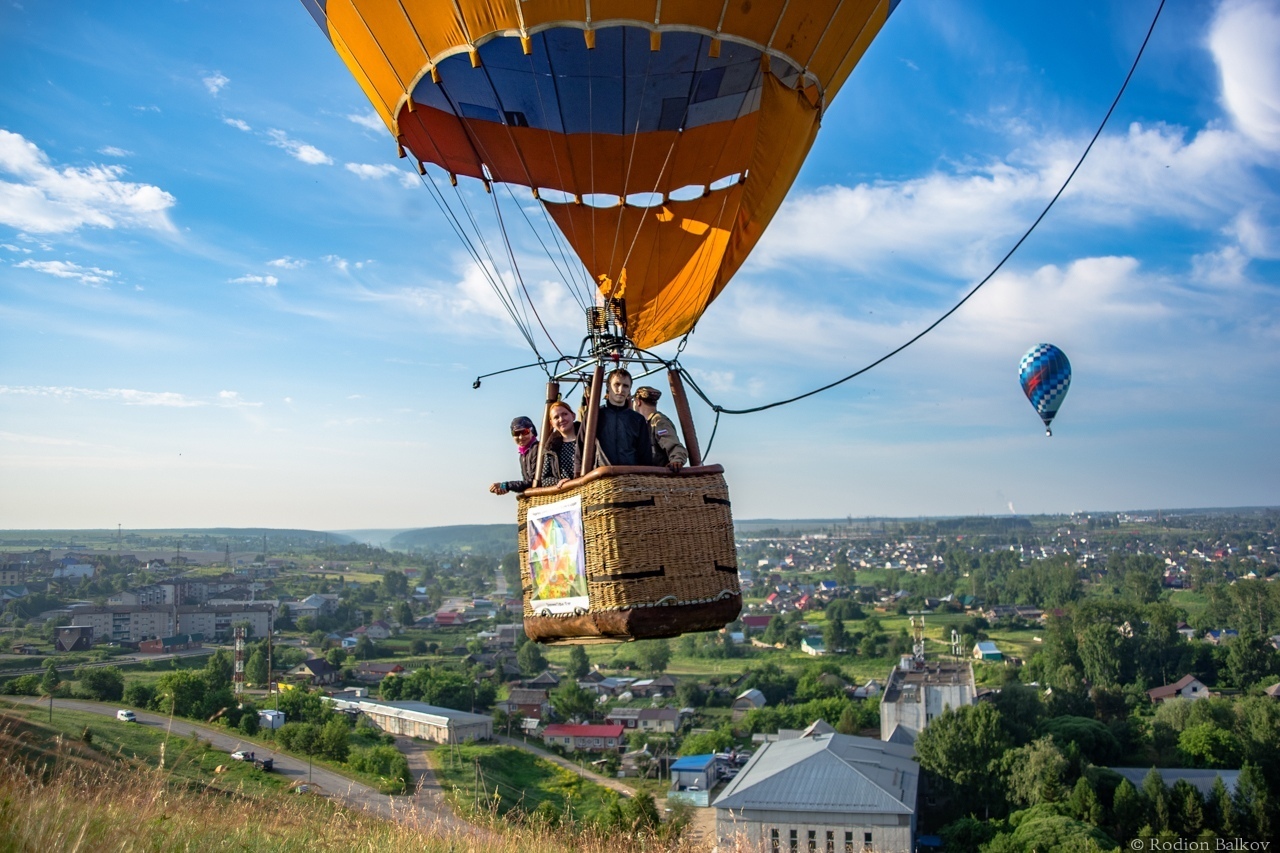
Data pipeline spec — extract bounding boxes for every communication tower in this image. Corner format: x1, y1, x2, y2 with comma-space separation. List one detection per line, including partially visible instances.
233, 626, 246, 695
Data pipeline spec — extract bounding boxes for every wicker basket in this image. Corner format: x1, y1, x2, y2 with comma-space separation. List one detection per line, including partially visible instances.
517, 465, 742, 644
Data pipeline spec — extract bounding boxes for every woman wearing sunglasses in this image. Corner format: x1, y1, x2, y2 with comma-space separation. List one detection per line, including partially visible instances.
488, 416, 540, 495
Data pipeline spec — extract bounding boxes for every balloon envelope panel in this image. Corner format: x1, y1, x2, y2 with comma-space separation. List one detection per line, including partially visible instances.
1019, 343, 1072, 427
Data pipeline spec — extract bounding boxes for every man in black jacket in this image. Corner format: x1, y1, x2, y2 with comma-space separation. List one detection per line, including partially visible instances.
596, 369, 653, 467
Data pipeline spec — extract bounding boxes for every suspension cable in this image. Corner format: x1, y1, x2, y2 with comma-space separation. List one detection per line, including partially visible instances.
681, 0, 1167, 421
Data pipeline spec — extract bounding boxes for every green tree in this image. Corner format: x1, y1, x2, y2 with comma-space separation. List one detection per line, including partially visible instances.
1111, 779, 1146, 841
245, 649, 269, 686
823, 618, 848, 654
153, 670, 207, 718
1077, 622, 1123, 688
1143, 768, 1170, 834
550, 681, 596, 722
914, 703, 1012, 818
325, 647, 348, 668
39, 661, 60, 722
1225, 630, 1279, 689
1178, 722, 1244, 768
319, 717, 350, 762
395, 601, 415, 627
203, 649, 234, 691
239, 709, 261, 736
1231, 762, 1271, 840
678, 728, 733, 756
381, 570, 408, 598
567, 645, 590, 680
1067, 777, 1103, 825
517, 641, 547, 677
1003, 737, 1069, 807
380, 673, 405, 701
74, 665, 124, 701
635, 639, 671, 673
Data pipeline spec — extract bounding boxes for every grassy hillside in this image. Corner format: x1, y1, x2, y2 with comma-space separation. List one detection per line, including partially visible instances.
390, 524, 516, 554
0, 709, 711, 853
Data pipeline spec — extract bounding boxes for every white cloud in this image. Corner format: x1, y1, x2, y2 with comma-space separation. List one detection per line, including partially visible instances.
0, 130, 176, 234
347, 111, 385, 131
98, 146, 131, 157
1, 243, 31, 253
1209, 0, 1280, 152
224, 117, 251, 132
15, 259, 116, 286
0, 386, 205, 407
345, 162, 398, 180
266, 129, 333, 166
203, 72, 230, 96
229, 274, 278, 286
266, 256, 306, 269
218, 390, 262, 408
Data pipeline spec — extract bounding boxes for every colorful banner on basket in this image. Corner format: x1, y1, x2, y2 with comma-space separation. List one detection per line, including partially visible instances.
527, 495, 589, 616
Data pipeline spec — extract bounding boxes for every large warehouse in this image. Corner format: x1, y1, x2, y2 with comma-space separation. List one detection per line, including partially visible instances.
327, 698, 492, 744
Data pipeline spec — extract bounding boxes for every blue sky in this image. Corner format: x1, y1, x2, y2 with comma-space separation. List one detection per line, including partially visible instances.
2, 0, 1277, 530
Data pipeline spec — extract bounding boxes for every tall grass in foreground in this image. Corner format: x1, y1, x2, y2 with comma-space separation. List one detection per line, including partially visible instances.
0, 716, 754, 853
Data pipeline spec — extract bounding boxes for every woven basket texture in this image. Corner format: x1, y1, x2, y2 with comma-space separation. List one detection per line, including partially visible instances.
517, 470, 740, 640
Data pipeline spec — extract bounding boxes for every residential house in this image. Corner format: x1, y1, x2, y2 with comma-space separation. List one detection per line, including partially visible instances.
526, 670, 560, 690
713, 724, 919, 853
288, 658, 340, 686
732, 688, 767, 721
540, 723, 625, 753
1147, 675, 1210, 703
630, 674, 678, 698
605, 707, 684, 734
354, 661, 405, 683
801, 636, 827, 656
497, 688, 550, 720
973, 641, 1002, 661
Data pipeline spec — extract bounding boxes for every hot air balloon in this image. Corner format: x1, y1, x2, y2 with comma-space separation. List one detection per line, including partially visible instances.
1019, 344, 1071, 436
302, 1, 898, 643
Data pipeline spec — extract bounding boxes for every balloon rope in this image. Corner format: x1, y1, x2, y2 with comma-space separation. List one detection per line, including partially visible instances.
682, 0, 1167, 422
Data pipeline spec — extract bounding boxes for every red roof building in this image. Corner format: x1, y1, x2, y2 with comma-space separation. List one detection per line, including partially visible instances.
541, 723, 625, 752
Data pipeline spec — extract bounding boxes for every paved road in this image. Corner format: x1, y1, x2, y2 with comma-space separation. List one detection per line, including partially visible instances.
7, 696, 481, 836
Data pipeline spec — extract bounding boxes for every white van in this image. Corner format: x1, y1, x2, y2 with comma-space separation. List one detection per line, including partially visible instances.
116, 709, 136, 722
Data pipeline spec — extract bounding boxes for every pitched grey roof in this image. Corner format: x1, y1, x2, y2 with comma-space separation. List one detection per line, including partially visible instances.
713, 730, 917, 816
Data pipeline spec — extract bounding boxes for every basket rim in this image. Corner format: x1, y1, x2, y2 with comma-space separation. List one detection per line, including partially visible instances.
521, 463, 724, 499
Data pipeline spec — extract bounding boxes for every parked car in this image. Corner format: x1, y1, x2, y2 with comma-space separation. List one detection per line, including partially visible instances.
230, 750, 249, 761
116, 710, 136, 723
252, 757, 274, 772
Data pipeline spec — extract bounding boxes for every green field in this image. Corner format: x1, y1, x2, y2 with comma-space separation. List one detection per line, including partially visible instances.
430, 743, 619, 823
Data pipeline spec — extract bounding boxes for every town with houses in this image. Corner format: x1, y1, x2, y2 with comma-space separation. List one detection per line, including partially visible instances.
1, 509, 1278, 851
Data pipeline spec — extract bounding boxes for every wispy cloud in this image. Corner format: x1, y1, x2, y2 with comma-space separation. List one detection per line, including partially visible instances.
229, 274, 278, 286
218, 390, 262, 408
203, 72, 229, 96
98, 146, 131, 157
224, 117, 251, 132
266, 256, 306, 269
0, 386, 205, 407
266, 129, 332, 166
345, 162, 397, 180
347, 111, 385, 132
15, 259, 116, 286
0, 130, 176, 234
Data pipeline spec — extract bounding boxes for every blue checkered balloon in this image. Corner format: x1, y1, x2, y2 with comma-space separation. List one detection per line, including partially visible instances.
1019, 344, 1071, 436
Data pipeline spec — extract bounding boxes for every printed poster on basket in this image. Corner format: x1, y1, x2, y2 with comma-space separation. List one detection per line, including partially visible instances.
527, 495, 589, 615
